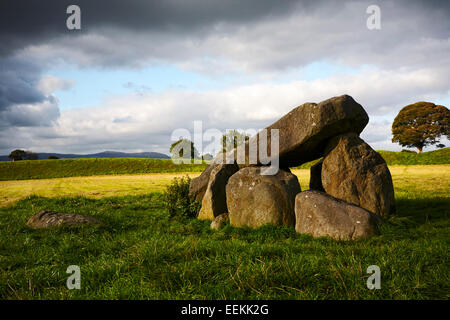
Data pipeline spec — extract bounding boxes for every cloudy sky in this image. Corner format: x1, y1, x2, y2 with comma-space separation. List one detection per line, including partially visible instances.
0, 0, 449, 155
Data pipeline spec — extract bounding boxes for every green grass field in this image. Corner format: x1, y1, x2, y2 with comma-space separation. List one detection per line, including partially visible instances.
0, 158, 208, 181
0, 164, 449, 299
1, 147, 448, 181
377, 148, 450, 165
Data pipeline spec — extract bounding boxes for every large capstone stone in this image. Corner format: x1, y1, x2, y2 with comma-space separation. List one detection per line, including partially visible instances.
197, 163, 239, 220
295, 191, 381, 240
189, 95, 369, 200
243, 94, 369, 167
26, 210, 101, 229
321, 132, 395, 217
226, 167, 301, 228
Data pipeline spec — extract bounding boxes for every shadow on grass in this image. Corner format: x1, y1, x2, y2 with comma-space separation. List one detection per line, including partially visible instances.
2, 193, 448, 244
393, 197, 449, 225
0, 193, 167, 235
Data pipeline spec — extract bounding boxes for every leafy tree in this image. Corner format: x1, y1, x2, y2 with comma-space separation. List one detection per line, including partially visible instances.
392, 102, 449, 153
170, 139, 200, 159
8, 149, 26, 161
24, 151, 38, 160
221, 130, 250, 153
48, 155, 59, 159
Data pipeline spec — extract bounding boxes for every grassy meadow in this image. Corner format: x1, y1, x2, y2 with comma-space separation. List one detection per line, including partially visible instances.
0, 150, 449, 299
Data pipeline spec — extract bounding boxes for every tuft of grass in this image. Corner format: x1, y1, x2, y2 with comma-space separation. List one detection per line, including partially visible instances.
162, 176, 201, 218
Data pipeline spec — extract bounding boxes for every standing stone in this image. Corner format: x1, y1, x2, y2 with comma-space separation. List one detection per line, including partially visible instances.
198, 163, 239, 220
189, 161, 217, 201
189, 95, 369, 200
226, 167, 301, 228
309, 159, 324, 191
321, 132, 395, 217
295, 191, 381, 240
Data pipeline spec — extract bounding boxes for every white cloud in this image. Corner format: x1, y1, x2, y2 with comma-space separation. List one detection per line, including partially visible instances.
3, 66, 447, 154
37, 75, 75, 95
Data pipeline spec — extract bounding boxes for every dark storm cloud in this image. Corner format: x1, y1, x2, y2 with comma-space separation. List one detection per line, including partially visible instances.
0, 95, 60, 127
2, 0, 449, 55
1, 0, 447, 72
0, 57, 45, 110
0, 58, 60, 128
0, 0, 302, 56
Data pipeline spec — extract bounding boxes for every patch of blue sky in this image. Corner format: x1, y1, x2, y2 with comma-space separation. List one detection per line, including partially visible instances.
48, 64, 235, 110
434, 92, 450, 107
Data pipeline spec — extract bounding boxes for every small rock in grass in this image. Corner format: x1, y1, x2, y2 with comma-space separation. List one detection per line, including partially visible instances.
26, 210, 101, 229
210, 213, 229, 230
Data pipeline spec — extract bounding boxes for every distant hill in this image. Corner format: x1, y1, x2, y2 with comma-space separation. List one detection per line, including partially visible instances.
0, 151, 170, 161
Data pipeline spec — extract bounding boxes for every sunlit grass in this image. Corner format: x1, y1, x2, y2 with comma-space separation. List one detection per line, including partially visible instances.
0, 173, 199, 207
1, 166, 448, 208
